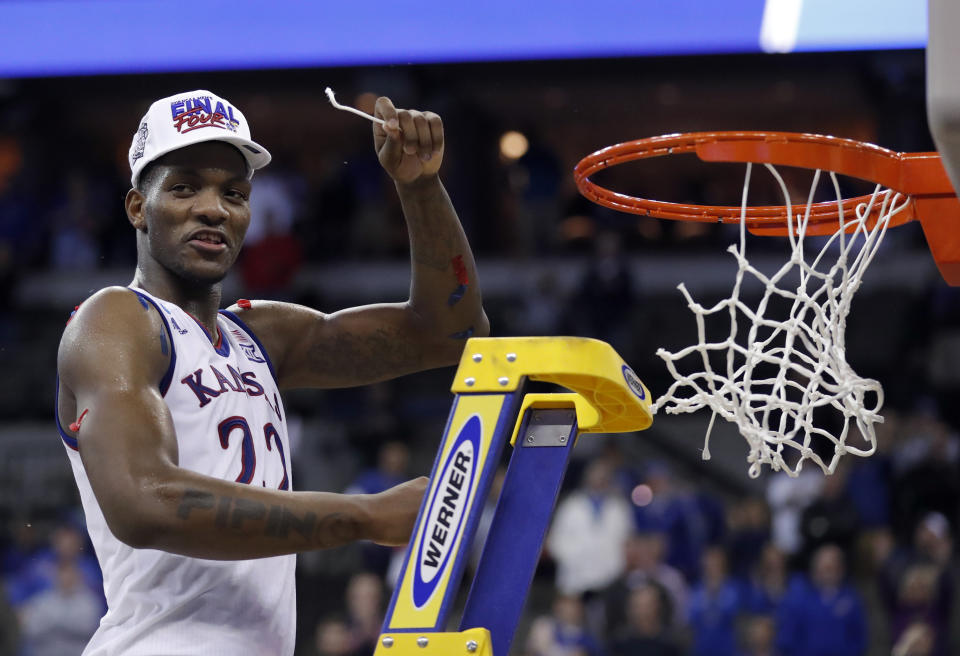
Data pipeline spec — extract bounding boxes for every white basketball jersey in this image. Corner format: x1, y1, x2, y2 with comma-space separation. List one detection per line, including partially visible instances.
58, 287, 296, 656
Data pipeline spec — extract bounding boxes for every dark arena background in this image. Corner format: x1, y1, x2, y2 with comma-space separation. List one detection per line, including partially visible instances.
1, 2, 959, 655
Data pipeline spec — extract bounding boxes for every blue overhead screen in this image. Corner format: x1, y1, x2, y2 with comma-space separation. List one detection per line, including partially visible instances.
0, 0, 926, 78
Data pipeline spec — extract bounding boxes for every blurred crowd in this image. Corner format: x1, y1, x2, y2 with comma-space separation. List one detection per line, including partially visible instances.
298, 400, 960, 656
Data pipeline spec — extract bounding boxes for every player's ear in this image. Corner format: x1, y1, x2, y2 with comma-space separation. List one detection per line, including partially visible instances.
125, 188, 147, 232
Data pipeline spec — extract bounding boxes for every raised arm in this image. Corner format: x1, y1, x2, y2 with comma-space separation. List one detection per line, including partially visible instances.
238, 96, 489, 390
58, 288, 425, 559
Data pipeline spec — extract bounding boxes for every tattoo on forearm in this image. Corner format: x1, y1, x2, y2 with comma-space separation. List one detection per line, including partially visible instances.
315, 513, 359, 546
449, 326, 475, 340
265, 505, 316, 540
177, 489, 215, 518
230, 498, 267, 529
215, 496, 232, 528
176, 489, 359, 547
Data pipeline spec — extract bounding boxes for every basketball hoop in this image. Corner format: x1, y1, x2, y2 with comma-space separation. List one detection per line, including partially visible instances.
575, 131, 960, 478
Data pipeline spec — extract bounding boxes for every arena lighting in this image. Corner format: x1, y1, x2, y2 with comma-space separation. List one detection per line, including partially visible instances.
499, 131, 529, 160
0, 1, 925, 76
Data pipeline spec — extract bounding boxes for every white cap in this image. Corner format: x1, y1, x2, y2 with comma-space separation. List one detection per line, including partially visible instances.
128, 89, 271, 187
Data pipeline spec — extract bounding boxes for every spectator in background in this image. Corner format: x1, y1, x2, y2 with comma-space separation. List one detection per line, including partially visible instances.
346, 441, 411, 576
312, 616, 358, 656
599, 442, 642, 499
547, 458, 634, 597
845, 410, 897, 530
893, 622, 936, 656
341, 381, 408, 466
5, 521, 102, 611
603, 531, 688, 635
726, 497, 771, 580
608, 583, 682, 656
511, 128, 562, 256
525, 593, 602, 656
741, 614, 780, 656
687, 545, 742, 656
0, 136, 42, 270
742, 542, 789, 615
565, 230, 635, 354
798, 463, 860, 566
343, 572, 384, 656
879, 512, 954, 656
509, 271, 565, 337
766, 454, 823, 560
0, 518, 42, 581
890, 565, 948, 656
48, 170, 105, 272
18, 560, 101, 656
633, 461, 703, 581
777, 543, 867, 656
240, 171, 303, 295
345, 441, 410, 497
891, 405, 960, 540
892, 399, 959, 475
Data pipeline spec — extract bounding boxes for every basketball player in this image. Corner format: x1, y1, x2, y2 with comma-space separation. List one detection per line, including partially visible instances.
55, 90, 489, 655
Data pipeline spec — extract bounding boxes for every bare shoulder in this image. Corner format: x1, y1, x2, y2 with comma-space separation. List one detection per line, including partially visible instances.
58, 286, 169, 392
222, 299, 324, 345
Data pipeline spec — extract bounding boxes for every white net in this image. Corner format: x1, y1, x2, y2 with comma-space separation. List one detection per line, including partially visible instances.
652, 163, 913, 478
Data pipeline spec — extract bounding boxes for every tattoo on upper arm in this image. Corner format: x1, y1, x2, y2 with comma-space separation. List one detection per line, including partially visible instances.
447, 255, 470, 306
176, 489, 360, 548
451, 255, 469, 284
447, 284, 468, 306
449, 326, 474, 340
311, 322, 422, 382
160, 324, 169, 356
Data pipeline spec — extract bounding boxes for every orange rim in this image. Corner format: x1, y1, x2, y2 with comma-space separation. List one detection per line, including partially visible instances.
574, 131, 956, 236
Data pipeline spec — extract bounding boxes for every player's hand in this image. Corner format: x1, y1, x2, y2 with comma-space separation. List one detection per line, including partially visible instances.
368, 476, 429, 547
374, 97, 444, 184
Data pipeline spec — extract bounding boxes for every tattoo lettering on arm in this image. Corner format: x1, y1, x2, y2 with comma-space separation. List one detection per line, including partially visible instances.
177, 489, 215, 518
313, 512, 360, 547
229, 498, 267, 529
176, 489, 361, 549
215, 496, 232, 528
264, 505, 316, 541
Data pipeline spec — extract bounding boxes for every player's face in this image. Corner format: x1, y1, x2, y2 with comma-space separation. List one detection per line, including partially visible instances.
137, 142, 251, 286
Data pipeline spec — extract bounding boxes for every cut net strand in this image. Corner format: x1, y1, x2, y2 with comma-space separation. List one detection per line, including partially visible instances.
652, 163, 912, 478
